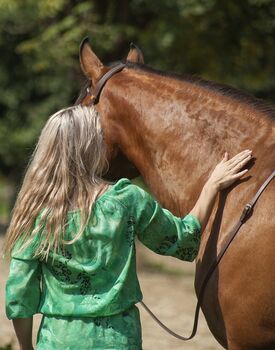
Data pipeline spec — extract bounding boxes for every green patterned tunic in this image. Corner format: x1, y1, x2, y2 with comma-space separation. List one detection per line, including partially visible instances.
5, 178, 201, 349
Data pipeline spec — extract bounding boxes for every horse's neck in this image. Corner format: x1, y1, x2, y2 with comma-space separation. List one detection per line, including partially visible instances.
105, 70, 273, 215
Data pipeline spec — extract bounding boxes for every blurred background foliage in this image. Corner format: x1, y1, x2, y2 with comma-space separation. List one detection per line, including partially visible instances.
0, 0, 275, 224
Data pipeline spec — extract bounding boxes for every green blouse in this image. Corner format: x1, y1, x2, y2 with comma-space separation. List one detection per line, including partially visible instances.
6, 178, 201, 320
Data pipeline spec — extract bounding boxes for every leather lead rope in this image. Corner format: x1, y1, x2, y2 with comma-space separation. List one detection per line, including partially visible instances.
140, 170, 275, 341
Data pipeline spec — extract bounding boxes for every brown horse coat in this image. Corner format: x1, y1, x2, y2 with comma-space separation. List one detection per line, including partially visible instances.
79, 41, 275, 350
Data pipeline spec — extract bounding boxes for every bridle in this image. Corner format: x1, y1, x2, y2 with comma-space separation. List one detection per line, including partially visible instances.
85, 62, 126, 105
83, 63, 275, 341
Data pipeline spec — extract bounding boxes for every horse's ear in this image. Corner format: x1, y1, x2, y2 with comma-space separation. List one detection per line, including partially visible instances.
79, 37, 104, 85
126, 43, 144, 64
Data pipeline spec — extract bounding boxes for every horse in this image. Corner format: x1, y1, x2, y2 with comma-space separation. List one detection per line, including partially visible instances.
77, 39, 275, 349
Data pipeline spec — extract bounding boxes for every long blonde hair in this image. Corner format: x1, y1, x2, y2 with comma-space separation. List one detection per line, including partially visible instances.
5, 105, 109, 260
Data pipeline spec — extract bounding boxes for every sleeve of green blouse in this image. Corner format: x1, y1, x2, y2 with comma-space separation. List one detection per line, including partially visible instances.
131, 184, 201, 262
6, 257, 41, 319
5, 236, 42, 320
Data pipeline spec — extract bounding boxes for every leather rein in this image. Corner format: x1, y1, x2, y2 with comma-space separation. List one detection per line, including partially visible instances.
85, 64, 275, 341
140, 169, 275, 340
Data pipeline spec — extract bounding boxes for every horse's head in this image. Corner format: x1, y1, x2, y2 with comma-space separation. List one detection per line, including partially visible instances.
79, 38, 144, 90
77, 38, 144, 180
78, 38, 144, 105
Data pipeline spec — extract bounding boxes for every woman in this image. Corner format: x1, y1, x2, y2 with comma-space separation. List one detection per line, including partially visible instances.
5, 105, 252, 349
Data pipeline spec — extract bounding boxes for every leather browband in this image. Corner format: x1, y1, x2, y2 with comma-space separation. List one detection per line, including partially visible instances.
86, 63, 126, 105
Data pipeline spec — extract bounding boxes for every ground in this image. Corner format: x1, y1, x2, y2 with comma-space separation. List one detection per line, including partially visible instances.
0, 236, 221, 349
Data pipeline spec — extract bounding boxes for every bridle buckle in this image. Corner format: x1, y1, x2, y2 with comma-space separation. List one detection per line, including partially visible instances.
240, 203, 253, 223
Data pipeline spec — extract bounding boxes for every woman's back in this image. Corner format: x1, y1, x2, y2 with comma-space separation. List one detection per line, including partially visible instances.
6, 177, 201, 349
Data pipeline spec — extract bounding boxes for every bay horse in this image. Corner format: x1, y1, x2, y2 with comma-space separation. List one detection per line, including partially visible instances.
77, 39, 275, 349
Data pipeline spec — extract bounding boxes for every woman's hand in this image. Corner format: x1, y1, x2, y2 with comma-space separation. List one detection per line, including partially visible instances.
189, 149, 252, 232
207, 150, 252, 191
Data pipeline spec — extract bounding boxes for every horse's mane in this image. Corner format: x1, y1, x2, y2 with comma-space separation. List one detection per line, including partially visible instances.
76, 60, 275, 121
126, 61, 275, 121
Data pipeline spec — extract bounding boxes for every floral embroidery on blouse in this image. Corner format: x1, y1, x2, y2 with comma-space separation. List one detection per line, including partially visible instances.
49, 249, 92, 295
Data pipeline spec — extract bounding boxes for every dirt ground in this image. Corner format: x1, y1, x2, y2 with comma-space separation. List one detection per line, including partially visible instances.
0, 236, 222, 350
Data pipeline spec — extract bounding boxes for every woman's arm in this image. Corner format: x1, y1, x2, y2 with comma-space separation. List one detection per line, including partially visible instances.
6, 256, 41, 350
189, 150, 252, 232
12, 317, 34, 350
